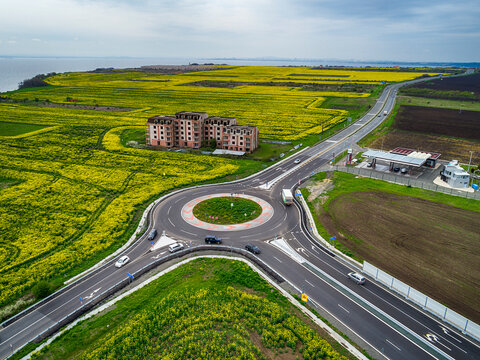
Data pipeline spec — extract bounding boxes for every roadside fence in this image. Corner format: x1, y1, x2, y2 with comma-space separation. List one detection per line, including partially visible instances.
363, 261, 480, 342
334, 165, 480, 200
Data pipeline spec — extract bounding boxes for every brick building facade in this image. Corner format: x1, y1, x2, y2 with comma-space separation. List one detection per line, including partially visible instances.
146, 111, 259, 153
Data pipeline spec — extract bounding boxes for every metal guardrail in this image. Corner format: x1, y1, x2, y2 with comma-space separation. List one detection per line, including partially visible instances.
335, 165, 480, 200
30, 245, 284, 343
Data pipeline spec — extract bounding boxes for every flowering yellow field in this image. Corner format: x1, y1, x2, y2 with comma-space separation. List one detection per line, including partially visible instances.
0, 65, 444, 308
0, 105, 240, 307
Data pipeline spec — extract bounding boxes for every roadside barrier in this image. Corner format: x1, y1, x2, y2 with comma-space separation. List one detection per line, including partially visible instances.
31, 245, 284, 343
363, 262, 480, 342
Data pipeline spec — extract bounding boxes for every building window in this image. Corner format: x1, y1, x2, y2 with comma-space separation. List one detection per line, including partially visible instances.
188, 137, 191, 141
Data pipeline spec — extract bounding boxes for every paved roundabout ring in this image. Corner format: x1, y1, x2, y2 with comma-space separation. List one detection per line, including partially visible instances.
181, 193, 274, 231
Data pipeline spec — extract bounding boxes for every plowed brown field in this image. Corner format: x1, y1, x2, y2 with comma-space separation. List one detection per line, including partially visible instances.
395, 105, 480, 140
368, 130, 480, 164
322, 191, 480, 322
409, 72, 480, 94
368, 104, 480, 164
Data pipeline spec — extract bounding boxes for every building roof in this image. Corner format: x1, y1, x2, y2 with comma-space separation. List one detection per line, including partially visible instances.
390, 147, 441, 160
212, 149, 245, 156
175, 111, 208, 116
147, 115, 175, 123
206, 116, 236, 121
445, 161, 469, 175
363, 150, 427, 167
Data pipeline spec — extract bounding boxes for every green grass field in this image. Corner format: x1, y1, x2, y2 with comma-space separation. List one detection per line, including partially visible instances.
398, 95, 480, 111
25, 258, 355, 360
193, 197, 262, 224
0, 121, 49, 136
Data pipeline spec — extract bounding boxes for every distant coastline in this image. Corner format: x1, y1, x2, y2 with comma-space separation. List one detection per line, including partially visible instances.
1, 56, 477, 93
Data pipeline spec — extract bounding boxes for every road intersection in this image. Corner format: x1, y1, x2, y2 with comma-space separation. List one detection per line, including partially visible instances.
1, 76, 479, 360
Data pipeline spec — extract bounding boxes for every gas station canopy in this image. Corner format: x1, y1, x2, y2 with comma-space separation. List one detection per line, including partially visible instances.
363, 150, 430, 167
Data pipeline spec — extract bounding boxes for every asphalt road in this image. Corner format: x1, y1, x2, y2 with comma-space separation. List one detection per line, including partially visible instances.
1, 76, 479, 360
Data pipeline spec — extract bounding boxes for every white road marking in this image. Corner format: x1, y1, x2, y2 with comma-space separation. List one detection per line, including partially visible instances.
167, 206, 171, 215
305, 279, 315, 287
442, 327, 462, 343
273, 256, 282, 263
181, 230, 196, 236
240, 235, 250, 239
386, 339, 402, 351
168, 218, 175, 227
84, 288, 101, 300
311, 246, 319, 253
338, 304, 350, 314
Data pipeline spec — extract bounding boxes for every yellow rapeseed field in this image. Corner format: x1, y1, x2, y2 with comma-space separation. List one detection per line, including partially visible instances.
0, 65, 445, 308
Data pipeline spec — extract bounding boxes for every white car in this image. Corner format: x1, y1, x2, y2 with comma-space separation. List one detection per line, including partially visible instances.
294, 159, 301, 164
169, 242, 184, 253
115, 255, 130, 268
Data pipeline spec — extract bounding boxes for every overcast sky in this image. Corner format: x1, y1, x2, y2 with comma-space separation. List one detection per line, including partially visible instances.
0, 0, 479, 62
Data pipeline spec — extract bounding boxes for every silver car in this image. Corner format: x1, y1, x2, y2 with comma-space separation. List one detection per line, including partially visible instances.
115, 255, 130, 268
347, 272, 366, 285
169, 242, 184, 253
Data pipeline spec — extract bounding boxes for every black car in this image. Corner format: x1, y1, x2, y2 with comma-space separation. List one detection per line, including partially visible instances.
393, 167, 400, 172
147, 229, 157, 241
205, 235, 222, 244
245, 244, 261, 254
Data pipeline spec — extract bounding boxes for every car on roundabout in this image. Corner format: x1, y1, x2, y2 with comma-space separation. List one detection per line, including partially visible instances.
115, 255, 130, 268
245, 244, 261, 254
347, 272, 366, 285
205, 235, 222, 244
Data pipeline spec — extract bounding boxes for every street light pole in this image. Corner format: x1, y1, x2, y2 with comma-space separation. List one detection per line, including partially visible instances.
467, 151, 474, 173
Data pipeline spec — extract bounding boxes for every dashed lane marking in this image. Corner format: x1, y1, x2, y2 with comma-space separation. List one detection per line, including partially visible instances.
386, 339, 402, 352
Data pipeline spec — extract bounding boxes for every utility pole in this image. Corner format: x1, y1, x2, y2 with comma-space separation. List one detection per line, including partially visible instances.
467, 151, 474, 173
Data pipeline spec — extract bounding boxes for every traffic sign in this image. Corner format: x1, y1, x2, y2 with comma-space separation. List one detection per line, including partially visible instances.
301, 293, 308, 302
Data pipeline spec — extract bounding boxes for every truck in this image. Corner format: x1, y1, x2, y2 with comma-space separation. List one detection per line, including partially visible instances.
282, 189, 294, 205
383, 110, 388, 116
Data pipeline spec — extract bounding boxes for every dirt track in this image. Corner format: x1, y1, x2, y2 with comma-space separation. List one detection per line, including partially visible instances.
320, 191, 480, 322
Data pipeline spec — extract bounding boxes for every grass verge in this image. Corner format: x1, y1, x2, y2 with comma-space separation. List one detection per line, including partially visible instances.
27, 258, 358, 360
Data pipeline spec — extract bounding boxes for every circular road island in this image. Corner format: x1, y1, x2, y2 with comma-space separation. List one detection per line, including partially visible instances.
181, 193, 274, 231
193, 196, 262, 224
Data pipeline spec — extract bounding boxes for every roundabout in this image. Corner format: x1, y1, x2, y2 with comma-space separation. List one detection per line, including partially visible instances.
181, 193, 274, 231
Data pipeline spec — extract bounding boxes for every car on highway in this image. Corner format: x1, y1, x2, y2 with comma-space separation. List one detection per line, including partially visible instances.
115, 255, 130, 268
393, 167, 400, 172
294, 159, 301, 164
401, 168, 408, 174
347, 272, 365, 285
168, 242, 184, 253
245, 244, 261, 254
205, 235, 222, 244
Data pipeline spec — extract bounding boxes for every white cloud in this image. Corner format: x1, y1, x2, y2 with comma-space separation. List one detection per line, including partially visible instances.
0, 0, 478, 61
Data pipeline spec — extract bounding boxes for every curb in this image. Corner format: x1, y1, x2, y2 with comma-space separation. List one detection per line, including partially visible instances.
20, 255, 368, 360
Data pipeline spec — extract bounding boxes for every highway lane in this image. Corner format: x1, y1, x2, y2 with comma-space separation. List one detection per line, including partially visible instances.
1, 75, 479, 360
